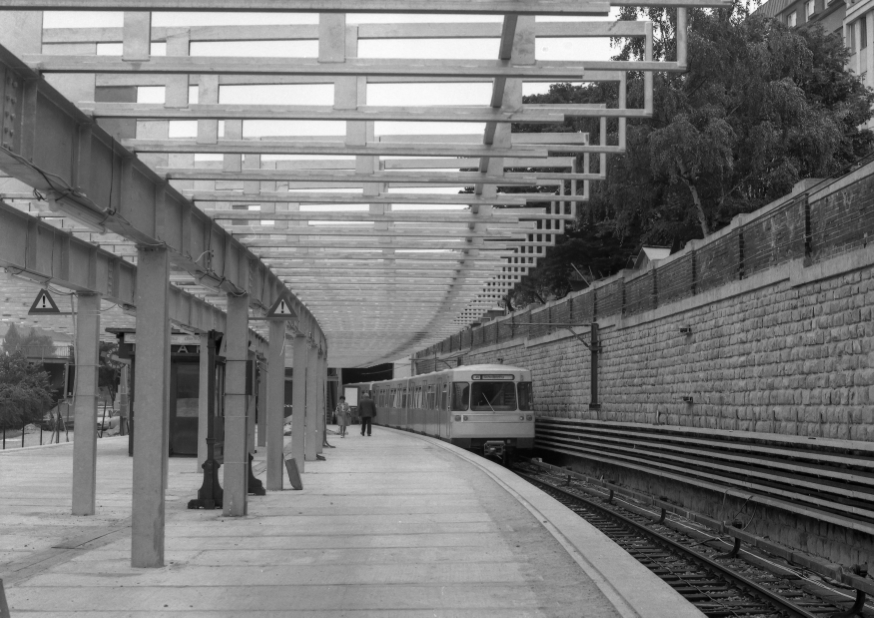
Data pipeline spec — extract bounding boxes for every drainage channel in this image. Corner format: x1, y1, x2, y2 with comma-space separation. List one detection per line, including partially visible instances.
515, 464, 853, 618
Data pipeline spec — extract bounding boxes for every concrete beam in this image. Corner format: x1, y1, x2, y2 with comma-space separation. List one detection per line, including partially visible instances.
0, 200, 227, 334
84, 102, 563, 124
0, 43, 325, 349
124, 139, 548, 159
0, 1, 623, 15
41, 20, 649, 45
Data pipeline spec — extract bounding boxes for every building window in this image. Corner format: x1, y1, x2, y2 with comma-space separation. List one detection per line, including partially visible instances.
848, 22, 856, 49
805, 0, 815, 19
787, 11, 797, 26
861, 17, 869, 49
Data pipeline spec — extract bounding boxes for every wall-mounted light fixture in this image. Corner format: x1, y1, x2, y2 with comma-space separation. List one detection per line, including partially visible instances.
679, 325, 692, 335
682, 396, 694, 404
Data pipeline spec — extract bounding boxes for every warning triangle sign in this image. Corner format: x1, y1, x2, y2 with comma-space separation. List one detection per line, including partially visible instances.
266, 297, 297, 320
28, 289, 61, 315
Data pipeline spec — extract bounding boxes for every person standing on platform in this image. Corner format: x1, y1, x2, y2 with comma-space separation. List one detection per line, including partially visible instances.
335, 396, 351, 438
358, 391, 376, 437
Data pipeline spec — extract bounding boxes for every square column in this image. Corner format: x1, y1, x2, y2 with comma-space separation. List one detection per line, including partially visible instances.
305, 343, 319, 462
72, 292, 100, 516
197, 332, 209, 472
266, 320, 285, 490
291, 334, 308, 473
223, 293, 250, 517
247, 353, 256, 455
131, 246, 170, 568
317, 350, 327, 453
256, 358, 267, 449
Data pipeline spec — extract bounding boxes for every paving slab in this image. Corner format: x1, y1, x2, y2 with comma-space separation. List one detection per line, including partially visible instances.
1, 426, 703, 617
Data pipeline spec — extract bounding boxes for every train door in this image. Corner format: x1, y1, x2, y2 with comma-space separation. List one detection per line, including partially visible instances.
423, 382, 431, 436
426, 381, 437, 436
439, 381, 449, 439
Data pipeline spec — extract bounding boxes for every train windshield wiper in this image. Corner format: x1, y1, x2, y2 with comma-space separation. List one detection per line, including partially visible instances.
482, 392, 496, 412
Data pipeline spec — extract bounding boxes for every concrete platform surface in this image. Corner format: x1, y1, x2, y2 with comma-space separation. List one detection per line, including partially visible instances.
1, 427, 702, 617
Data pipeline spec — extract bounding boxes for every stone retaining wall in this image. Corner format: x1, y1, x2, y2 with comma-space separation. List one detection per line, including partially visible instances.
417, 161, 874, 443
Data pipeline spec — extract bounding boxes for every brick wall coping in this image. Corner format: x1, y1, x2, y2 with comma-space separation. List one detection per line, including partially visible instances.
540, 417, 874, 455
442, 238, 874, 360
461, 162, 863, 339
809, 157, 874, 204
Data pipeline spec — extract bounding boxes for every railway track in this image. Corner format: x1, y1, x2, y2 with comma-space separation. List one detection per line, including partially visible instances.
515, 464, 864, 618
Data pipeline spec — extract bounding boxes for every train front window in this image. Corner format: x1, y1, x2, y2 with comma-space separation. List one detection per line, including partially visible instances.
470, 382, 517, 411
518, 382, 533, 411
451, 382, 469, 411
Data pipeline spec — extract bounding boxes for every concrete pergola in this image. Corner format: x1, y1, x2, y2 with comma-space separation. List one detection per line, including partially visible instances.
0, 0, 724, 568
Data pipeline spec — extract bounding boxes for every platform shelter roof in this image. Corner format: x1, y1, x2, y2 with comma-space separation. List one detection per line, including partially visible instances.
0, 1, 727, 367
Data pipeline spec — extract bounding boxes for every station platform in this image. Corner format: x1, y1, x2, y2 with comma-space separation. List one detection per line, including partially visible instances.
0, 427, 702, 617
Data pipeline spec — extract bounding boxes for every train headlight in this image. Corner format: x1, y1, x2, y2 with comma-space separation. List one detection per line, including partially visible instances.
526, 415, 533, 421
519, 415, 525, 421
454, 415, 461, 421
462, 415, 468, 421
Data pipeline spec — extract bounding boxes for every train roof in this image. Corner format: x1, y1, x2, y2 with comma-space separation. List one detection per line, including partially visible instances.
346, 364, 529, 388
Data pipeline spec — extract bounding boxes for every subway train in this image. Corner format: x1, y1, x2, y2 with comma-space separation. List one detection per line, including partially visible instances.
348, 364, 535, 461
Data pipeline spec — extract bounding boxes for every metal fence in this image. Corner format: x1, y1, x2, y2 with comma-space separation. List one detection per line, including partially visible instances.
416, 170, 874, 364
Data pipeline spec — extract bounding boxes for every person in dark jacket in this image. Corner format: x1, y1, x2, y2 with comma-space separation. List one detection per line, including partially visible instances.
358, 391, 376, 436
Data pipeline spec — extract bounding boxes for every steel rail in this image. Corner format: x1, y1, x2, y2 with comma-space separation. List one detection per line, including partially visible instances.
516, 470, 823, 618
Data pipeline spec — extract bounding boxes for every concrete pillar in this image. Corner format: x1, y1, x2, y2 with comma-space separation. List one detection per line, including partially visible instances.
319, 352, 327, 448
291, 335, 307, 473
223, 293, 249, 517
247, 353, 256, 455
197, 332, 209, 472
305, 344, 319, 461
266, 320, 286, 490
131, 247, 170, 568
315, 349, 324, 455
256, 358, 267, 449
72, 293, 100, 516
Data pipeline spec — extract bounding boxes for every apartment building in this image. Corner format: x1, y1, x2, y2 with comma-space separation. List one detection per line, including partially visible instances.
754, 0, 874, 126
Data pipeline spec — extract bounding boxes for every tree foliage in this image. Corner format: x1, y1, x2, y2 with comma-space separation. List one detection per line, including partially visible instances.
508, 3, 874, 303
0, 352, 54, 430
2, 323, 55, 356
